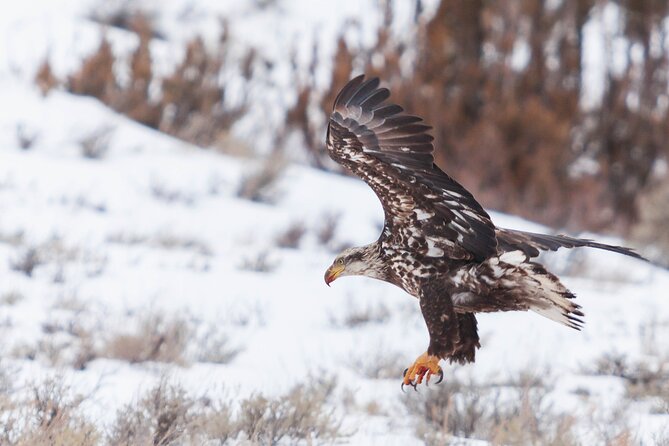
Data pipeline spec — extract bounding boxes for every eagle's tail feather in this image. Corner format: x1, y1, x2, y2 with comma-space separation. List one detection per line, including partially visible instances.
531, 298, 584, 330
522, 262, 585, 330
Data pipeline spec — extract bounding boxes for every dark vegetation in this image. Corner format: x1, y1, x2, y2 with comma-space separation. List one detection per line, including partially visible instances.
64, 14, 248, 149
289, 0, 669, 253
38, 1, 669, 258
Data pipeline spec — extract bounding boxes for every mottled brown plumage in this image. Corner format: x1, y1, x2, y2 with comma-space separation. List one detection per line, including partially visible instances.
322, 75, 646, 389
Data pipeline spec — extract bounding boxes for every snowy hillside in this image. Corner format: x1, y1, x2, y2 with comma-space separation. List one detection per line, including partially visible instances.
1, 1, 669, 445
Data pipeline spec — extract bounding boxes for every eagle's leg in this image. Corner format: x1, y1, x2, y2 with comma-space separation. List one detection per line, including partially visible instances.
401, 351, 443, 390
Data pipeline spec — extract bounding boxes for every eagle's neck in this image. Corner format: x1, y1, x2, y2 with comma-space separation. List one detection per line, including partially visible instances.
357, 242, 389, 281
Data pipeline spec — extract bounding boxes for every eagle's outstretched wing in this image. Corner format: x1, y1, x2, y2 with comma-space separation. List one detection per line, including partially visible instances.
496, 228, 646, 260
326, 75, 497, 261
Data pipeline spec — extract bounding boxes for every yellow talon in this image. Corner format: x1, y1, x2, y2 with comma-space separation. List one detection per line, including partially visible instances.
402, 352, 443, 390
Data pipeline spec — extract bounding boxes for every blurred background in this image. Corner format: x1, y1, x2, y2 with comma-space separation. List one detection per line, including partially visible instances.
26, 0, 669, 261
1, 0, 669, 444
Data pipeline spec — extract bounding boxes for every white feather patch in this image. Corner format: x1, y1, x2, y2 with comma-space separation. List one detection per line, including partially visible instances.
414, 209, 434, 220
426, 238, 445, 257
499, 250, 526, 265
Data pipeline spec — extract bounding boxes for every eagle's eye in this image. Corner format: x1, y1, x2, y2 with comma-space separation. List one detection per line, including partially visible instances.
337, 258, 345, 265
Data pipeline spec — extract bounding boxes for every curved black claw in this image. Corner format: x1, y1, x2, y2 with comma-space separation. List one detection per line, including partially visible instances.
401, 368, 418, 392
435, 368, 444, 385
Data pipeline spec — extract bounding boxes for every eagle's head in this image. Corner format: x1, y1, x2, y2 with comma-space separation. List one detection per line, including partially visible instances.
324, 244, 385, 286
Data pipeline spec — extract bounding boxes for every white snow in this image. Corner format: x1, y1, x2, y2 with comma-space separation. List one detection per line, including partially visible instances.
1, 1, 668, 444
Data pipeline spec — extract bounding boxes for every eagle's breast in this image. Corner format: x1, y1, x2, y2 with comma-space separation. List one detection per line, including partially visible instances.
381, 241, 445, 297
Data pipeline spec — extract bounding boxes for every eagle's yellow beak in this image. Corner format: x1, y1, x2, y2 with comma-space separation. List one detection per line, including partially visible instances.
324, 263, 345, 287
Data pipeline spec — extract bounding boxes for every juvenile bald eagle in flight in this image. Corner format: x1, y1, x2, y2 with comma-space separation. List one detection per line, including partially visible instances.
323, 75, 645, 390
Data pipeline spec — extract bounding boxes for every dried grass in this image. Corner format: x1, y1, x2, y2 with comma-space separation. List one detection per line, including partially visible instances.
34, 58, 59, 96
16, 123, 39, 150
583, 351, 669, 402
68, 37, 116, 102
80, 126, 114, 159
238, 250, 278, 273
107, 376, 344, 445
633, 178, 669, 267
0, 291, 24, 306
107, 378, 195, 446
237, 376, 342, 444
404, 374, 577, 445
66, 16, 247, 149
103, 313, 191, 365
10, 247, 42, 277
0, 377, 100, 446
330, 300, 391, 328
194, 326, 242, 365
347, 347, 406, 380
316, 212, 340, 248
236, 153, 286, 204
107, 231, 212, 256
149, 182, 196, 206
275, 221, 306, 249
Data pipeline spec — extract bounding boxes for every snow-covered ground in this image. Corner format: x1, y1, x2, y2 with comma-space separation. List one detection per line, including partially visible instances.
1, 1, 668, 444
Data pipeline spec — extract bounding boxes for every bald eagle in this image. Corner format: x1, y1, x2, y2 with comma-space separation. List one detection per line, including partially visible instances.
323, 75, 646, 390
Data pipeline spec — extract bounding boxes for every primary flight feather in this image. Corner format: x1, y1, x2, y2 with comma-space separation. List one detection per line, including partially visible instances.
323, 75, 646, 389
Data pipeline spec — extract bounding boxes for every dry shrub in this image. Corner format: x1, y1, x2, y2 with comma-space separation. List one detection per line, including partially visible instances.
71, 336, 97, 371
152, 234, 211, 256
238, 250, 278, 273
67, 15, 247, 148
404, 374, 577, 445
16, 123, 38, 150
347, 347, 406, 380
237, 377, 341, 445
108, 231, 212, 256
80, 126, 114, 159
189, 401, 239, 445
194, 326, 242, 365
159, 35, 246, 146
331, 300, 391, 328
9, 238, 82, 281
116, 14, 161, 128
0, 230, 24, 246
10, 303, 98, 370
34, 58, 59, 96
0, 373, 344, 445
149, 183, 196, 206
282, 35, 353, 168
275, 221, 306, 249
108, 378, 195, 446
108, 376, 343, 445
0, 377, 99, 446
0, 291, 24, 306
633, 178, 669, 267
585, 402, 636, 446
316, 212, 340, 248
236, 153, 286, 204
103, 313, 191, 365
10, 247, 42, 277
68, 37, 116, 102
584, 352, 669, 401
